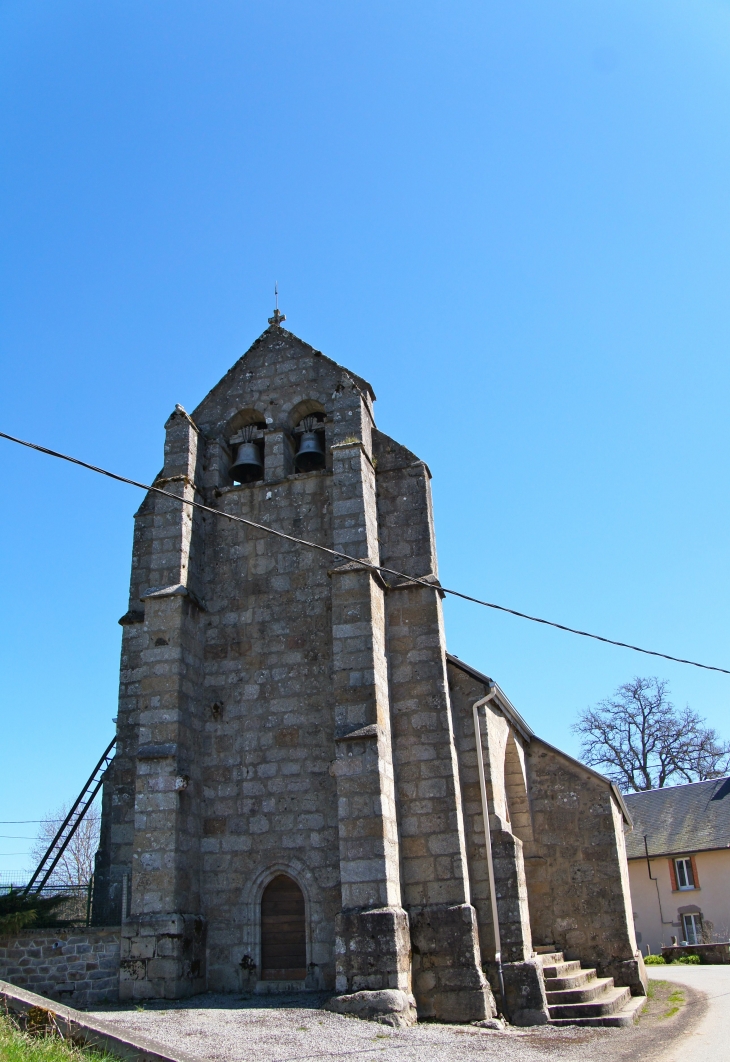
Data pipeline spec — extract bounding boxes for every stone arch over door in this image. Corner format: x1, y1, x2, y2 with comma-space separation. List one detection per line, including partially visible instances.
240, 860, 330, 988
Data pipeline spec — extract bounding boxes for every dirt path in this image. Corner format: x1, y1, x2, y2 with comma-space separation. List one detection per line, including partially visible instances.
648, 966, 730, 1062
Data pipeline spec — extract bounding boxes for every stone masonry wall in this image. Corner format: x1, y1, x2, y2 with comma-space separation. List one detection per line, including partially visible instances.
0, 928, 120, 1008
525, 740, 643, 991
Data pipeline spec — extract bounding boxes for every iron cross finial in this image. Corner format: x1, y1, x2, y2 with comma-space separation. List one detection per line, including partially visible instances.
268, 282, 286, 327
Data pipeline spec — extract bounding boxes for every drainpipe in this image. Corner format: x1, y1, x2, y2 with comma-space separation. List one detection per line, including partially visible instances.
473, 688, 507, 1016
644, 835, 674, 933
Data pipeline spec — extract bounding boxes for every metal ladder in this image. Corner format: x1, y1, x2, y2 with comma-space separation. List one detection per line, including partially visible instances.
23, 737, 116, 895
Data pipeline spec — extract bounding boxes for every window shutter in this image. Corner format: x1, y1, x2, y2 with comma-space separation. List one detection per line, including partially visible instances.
690, 856, 699, 889
668, 858, 678, 891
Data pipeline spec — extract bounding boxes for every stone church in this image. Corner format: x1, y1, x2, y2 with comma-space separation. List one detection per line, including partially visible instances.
94, 315, 646, 1025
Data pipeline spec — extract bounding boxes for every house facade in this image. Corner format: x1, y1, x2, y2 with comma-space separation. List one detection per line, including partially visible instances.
625, 777, 730, 955
92, 318, 645, 1024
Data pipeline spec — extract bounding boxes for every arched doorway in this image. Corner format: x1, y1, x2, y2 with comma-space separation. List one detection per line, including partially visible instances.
261, 874, 307, 981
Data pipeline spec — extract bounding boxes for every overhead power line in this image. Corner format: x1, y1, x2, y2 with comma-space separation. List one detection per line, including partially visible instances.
1, 428, 728, 676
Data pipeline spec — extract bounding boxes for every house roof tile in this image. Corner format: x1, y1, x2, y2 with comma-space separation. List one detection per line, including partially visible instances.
624, 777, 730, 859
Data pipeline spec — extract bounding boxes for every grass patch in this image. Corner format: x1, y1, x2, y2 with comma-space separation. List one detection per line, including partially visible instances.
0, 1015, 120, 1062
638, 980, 687, 1023
662, 989, 685, 1019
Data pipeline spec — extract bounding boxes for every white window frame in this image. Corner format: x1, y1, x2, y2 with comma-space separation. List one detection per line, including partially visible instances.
675, 857, 695, 890
682, 912, 702, 945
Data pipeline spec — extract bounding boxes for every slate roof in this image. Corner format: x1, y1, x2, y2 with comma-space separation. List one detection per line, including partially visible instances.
624, 777, 730, 859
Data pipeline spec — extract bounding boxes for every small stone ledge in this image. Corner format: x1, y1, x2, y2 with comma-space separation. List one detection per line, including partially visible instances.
330, 438, 375, 470
119, 610, 145, 626
334, 724, 380, 742
137, 743, 178, 760
152, 474, 198, 489
387, 572, 444, 598
140, 584, 206, 612
327, 561, 388, 591
373, 459, 432, 481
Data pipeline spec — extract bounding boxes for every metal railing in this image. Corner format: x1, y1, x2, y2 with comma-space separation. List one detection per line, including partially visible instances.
1, 878, 96, 927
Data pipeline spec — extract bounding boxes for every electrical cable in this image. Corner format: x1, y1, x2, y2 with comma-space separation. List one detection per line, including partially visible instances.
1, 428, 728, 675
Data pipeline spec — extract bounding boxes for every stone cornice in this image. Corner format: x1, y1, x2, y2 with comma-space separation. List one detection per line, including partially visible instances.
140, 583, 206, 611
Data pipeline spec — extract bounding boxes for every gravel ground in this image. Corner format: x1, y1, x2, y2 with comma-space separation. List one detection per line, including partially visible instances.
87, 982, 705, 1062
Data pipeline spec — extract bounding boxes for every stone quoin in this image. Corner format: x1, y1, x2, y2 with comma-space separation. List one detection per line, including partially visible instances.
92, 318, 646, 1025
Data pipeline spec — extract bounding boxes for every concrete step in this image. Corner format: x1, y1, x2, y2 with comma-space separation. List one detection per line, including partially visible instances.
544, 968, 597, 992
546, 976, 614, 1005
533, 944, 560, 954
533, 951, 569, 968
548, 985, 631, 1021
535, 952, 564, 967
541, 960, 581, 979
550, 994, 647, 1028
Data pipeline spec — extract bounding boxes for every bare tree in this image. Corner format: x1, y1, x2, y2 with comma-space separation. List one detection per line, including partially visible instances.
573, 677, 730, 792
29, 801, 101, 888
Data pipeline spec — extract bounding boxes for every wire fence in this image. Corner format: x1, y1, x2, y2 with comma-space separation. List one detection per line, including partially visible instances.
0, 873, 28, 887
0, 878, 95, 927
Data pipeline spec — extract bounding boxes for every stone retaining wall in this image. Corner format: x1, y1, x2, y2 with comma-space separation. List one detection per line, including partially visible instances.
661, 942, 730, 964
0, 927, 120, 1008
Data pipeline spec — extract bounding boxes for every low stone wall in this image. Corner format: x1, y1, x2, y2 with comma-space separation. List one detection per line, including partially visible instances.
661, 942, 730, 964
0, 927, 120, 1008
1, 979, 191, 1062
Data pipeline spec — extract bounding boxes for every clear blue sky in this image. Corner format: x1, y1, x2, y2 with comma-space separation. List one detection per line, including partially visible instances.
1, 0, 729, 877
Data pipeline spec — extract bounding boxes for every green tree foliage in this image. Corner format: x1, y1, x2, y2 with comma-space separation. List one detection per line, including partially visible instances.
0, 888, 70, 935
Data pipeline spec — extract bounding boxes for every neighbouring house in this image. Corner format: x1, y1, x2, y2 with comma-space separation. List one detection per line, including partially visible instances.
624, 777, 730, 955
89, 316, 646, 1024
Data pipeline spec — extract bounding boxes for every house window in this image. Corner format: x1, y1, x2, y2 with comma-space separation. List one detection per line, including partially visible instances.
682, 913, 702, 945
675, 858, 695, 890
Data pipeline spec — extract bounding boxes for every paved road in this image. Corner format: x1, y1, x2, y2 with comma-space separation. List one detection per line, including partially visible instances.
649, 965, 730, 1062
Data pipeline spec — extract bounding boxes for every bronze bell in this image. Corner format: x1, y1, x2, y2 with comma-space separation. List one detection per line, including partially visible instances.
294, 418, 326, 473
229, 430, 263, 483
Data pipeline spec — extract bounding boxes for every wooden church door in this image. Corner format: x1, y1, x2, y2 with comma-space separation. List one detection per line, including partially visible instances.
260, 874, 307, 980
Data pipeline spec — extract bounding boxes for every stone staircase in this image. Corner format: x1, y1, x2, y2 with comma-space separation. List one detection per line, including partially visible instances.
534, 947, 646, 1027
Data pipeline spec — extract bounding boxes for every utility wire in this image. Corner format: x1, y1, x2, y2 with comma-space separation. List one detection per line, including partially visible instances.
1, 428, 728, 676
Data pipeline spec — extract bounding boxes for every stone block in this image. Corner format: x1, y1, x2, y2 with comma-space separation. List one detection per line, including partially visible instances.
500, 960, 549, 1026
409, 904, 495, 1023
129, 938, 155, 960
334, 906, 411, 994
324, 989, 417, 1027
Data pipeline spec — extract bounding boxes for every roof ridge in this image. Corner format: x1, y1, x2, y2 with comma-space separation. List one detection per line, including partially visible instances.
624, 775, 730, 797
